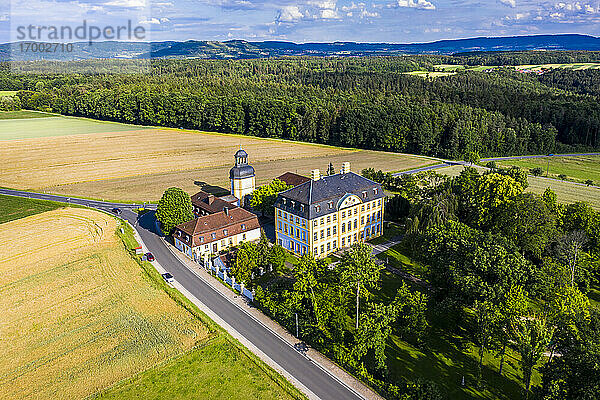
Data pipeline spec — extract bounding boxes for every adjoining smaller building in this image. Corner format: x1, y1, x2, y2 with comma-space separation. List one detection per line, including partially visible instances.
191, 191, 237, 217
174, 207, 261, 263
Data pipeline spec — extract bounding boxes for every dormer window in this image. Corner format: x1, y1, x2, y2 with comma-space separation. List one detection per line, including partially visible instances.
373, 188, 378, 195
223, 229, 228, 235
211, 233, 216, 239
241, 224, 246, 230
328, 201, 333, 209
282, 198, 287, 205
362, 191, 367, 199
315, 205, 321, 212
291, 201, 295, 207
177, 231, 181, 237
300, 204, 305, 212
199, 237, 204, 243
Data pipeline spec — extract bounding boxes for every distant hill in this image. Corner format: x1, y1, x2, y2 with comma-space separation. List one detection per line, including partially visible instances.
1, 34, 600, 61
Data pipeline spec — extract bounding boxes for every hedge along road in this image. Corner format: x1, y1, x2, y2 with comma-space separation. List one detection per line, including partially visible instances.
0, 188, 365, 400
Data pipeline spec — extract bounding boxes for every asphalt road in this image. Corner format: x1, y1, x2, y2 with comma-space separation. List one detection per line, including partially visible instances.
0, 188, 363, 400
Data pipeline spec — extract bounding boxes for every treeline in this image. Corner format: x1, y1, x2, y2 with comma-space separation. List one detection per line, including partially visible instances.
389, 167, 600, 398
1, 55, 599, 157
451, 50, 600, 66
537, 68, 600, 97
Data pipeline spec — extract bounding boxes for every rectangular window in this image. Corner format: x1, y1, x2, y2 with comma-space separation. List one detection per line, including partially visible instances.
278, 239, 282, 245
314, 247, 318, 254
342, 211, 346, 218
320, 230, 324, 239
314, 232, 318, 241
333, 226, 337, 235
296, 217, 299, 224
347, 221, 352, 231
313, 220, 318, 227
327, 227, 331, 237
242, 233, 246, 240
321, 244, 325, 253
278, 221, 282, 230
361, 216, 364, 224
378, 199, 381, 206
284, 224, 288, 234
361, 205, 365, 212
327, 242, 331, 251
333, 214, 337, 221
354, 220, 358, 229
354, 233, 357, 241
341, 224, 345, 233
302, 219, 306, 227
278, 210, 282, 217
320, 218, 324, 225
327, 215, 331, 223
342, 237, 345, 247
333, 240, 337, 249
354, 208, 358, 215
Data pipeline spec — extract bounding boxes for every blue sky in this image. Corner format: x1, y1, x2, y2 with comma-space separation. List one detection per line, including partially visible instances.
2, 0, 600, 43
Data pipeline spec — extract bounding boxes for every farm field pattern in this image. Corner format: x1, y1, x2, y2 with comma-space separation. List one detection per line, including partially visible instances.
0, 208, 209, 399
0, 114, 434, 202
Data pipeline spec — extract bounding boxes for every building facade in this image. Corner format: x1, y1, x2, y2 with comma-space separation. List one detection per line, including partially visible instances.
173, 207, 261, 263
273, 163, 385, 258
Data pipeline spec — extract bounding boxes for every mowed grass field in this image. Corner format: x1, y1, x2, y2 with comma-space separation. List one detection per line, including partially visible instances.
0, 115, 435, 202
439, 164, 600, 210
0, 113, 148, 139
498, 155, 600, 184
0, 206, 303, 400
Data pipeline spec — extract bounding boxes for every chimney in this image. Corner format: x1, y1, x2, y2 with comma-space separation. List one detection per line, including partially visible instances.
311, 169, 321, 181
224, 207, 229, 216
207, 194, 215, 204
341, 162, 350, 174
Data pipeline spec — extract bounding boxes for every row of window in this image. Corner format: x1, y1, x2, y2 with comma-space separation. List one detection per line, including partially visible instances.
280, 198, 306, 213
279, 222, 308, 243
177, 225, 247, 246
278, 210, 308, 228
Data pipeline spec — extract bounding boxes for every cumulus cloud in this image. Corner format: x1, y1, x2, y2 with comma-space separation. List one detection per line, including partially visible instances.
389, 0, 436, 10
277, 5, 305, 22
104, 0, 147, 8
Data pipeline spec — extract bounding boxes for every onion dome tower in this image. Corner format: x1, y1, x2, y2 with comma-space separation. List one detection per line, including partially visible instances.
229, 148, 256, 207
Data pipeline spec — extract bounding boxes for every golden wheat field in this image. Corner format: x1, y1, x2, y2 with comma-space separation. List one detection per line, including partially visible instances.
0, 208, 209, 400
0, 124, 434, 202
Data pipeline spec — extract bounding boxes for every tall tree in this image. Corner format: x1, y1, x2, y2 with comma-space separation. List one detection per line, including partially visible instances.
156, 187, 194, 235
338, 243, 382, 330
495, 285, 528, 376
512, 315, 554, 400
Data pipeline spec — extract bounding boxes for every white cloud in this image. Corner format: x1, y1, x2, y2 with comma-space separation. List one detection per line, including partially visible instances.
104, 0, 147, 7
0, 14, 8, 22
277, 5, 305, 22
359, 9, 379, 17
389, 0, 436, 10
320, 8, 341, 18
498, 0, 516, 7
308, 0, 336, 9
139, 17, 161, 24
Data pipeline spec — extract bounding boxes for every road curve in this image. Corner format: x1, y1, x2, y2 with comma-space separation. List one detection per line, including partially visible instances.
0, 188, 364, 400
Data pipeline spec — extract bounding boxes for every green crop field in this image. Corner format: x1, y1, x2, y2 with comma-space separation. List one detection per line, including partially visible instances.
0, 194, 67, 224
94, 335, 302, 400
498, 155, 600, 184
0, 114, 149, 140
0, 90, 18, 97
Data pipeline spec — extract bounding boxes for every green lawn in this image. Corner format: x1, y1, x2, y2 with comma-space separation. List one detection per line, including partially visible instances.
375, 243, 427, 278
0, 194, 67, 224
373, 268, 540, 400
93, 335, 302, 400
498, 155, 600, 185
0, 110, 54, 120
0, 114, 149, 140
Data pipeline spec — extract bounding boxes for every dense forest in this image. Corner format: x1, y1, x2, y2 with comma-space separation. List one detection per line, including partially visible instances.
1, 51, 599, 158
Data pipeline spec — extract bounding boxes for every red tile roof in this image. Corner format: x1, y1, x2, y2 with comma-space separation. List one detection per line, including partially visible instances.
191, 191, 236, 214
175, 207, 260, 247
277, 172, 310, 187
